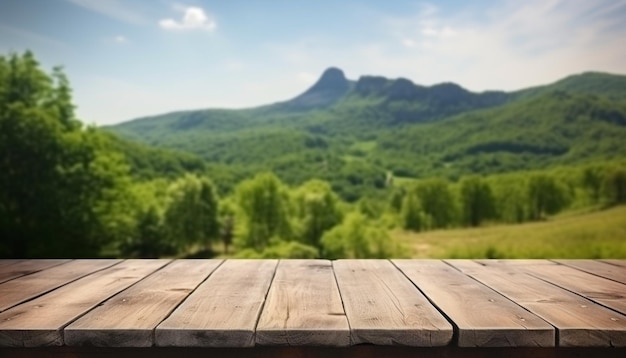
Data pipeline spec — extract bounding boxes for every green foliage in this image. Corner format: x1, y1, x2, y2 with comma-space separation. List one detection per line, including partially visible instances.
603, 167, 626, 205
218, 199, 236, 254
108, 69, 626, 201
234, 173, 292, 251
489, 174, 528, 223
414, 178, 456, 228
527, 174, 568, 220
105, 132, 207, 180
3, 51, 625, 260
581, 165, 604, 204
235, 240, 318, 259
459, 176, 495, 226
119, 205, 175, 258
293, 180, 343, 248
164, 174, 219, 251
0, 52, 130, 257
400, 192, 429, 232
321, 212, 401, 258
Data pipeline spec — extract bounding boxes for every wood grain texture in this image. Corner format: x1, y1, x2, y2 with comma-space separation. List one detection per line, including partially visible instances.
473, 259, 556, 267
0, 260, 120, 312
64, 260, 222, 347
602, 260, 626, 269
448, 260, 626, 347
0, 259, 168, 347
0, 260, 70, 284
256, 260, 350, 346
520, 263, 626, 315
553, 260, 626, 284
394, 260, 554, 347
155, 260, 277, 348
333, 260, 452, 346
0, 260, 23, 268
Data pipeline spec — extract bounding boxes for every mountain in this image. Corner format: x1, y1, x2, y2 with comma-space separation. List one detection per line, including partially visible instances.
271, 67, 353, 111
514, 72, 626, 101
107, 68, 626, 199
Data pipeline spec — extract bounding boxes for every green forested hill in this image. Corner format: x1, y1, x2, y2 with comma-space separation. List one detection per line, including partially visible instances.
108, 68, 626, 199
3, 51, 625, 260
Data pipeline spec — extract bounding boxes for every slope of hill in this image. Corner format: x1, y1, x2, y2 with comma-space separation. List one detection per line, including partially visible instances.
107, 69, 626, 199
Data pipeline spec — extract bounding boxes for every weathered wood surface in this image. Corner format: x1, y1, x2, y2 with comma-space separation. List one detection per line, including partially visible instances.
0, 259, 120, 312
0, 259, 168, 347
448, 260, 626, 347
553, 259, 626, 285
256, 260, 350, 346
334, 260, 453, 346
520, 263, 626, 314
394, 260, 554, 347
155, 260, 277, 347
65, 260, 222, 347
0, 259, 69, 284
602, 260, 626, 269
0, 259, 625, 350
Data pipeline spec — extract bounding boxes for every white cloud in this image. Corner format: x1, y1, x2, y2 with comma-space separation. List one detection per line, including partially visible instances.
402, 38, 416, 48
65, 0, 147, 25
421, 27, 438, 36
114, 35, 128, 43
363, 0, 626, 91
159, 6, 216, 32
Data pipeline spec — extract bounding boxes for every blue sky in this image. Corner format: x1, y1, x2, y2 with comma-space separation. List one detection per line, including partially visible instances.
1, 0, 625, 125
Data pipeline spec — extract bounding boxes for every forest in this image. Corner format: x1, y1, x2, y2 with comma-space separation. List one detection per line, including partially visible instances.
1, 51, 625, 259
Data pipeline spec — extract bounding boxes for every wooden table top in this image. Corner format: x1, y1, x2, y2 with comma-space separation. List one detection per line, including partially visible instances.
0, 259, 624, 349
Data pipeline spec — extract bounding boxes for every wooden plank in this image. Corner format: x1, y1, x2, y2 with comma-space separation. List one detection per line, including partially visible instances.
553, 260, 626, 285
333, 260, 452, 346
448, 260, 626, 347
155, 260, 278, 347
0, 259, 168, 347
0, 260, 23, 269
520, 263, 626, 315
0, 260, 120, 312
256, 260, 350, 346
0, 260, 70, 284
474, 259, 556, 267
602, 260, 626, 269
64, 260, 222, 347
393, 260, 554, 347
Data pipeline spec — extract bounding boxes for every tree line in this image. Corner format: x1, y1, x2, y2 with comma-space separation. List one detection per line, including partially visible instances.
1, 51, 625, 259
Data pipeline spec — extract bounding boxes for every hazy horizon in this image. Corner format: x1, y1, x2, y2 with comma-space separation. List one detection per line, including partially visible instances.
1, 0, 625, 125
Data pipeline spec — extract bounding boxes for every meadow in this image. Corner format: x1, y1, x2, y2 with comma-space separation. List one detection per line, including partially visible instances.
394, 205, 626, 258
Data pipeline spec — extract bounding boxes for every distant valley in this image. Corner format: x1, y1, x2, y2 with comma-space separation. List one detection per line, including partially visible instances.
108, 68, 626, 199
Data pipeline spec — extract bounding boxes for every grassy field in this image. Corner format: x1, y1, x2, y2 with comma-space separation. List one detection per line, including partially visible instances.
393, 205, 626, 259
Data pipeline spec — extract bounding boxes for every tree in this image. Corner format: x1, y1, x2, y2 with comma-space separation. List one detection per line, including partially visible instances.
489, 175, 527, 223
235, 240, 318, 259
234, 172, 292, 251
415, 178, 456, 228
387, 186, 406, 213
527, 173, 567, 220
0, 51, 131, 257
321, 212, 398, 259
293, 180, 343, 249
603, 166, 626, 205
164, 174, 219, 251
120, 205, 175, 258
401, 192, 429, 231
581, 165, 604, 204
218, 199, 236, 254
460, 176, 495, 227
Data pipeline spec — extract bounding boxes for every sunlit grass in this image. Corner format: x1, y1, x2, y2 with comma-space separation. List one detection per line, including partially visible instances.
393, 205, 626, 259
